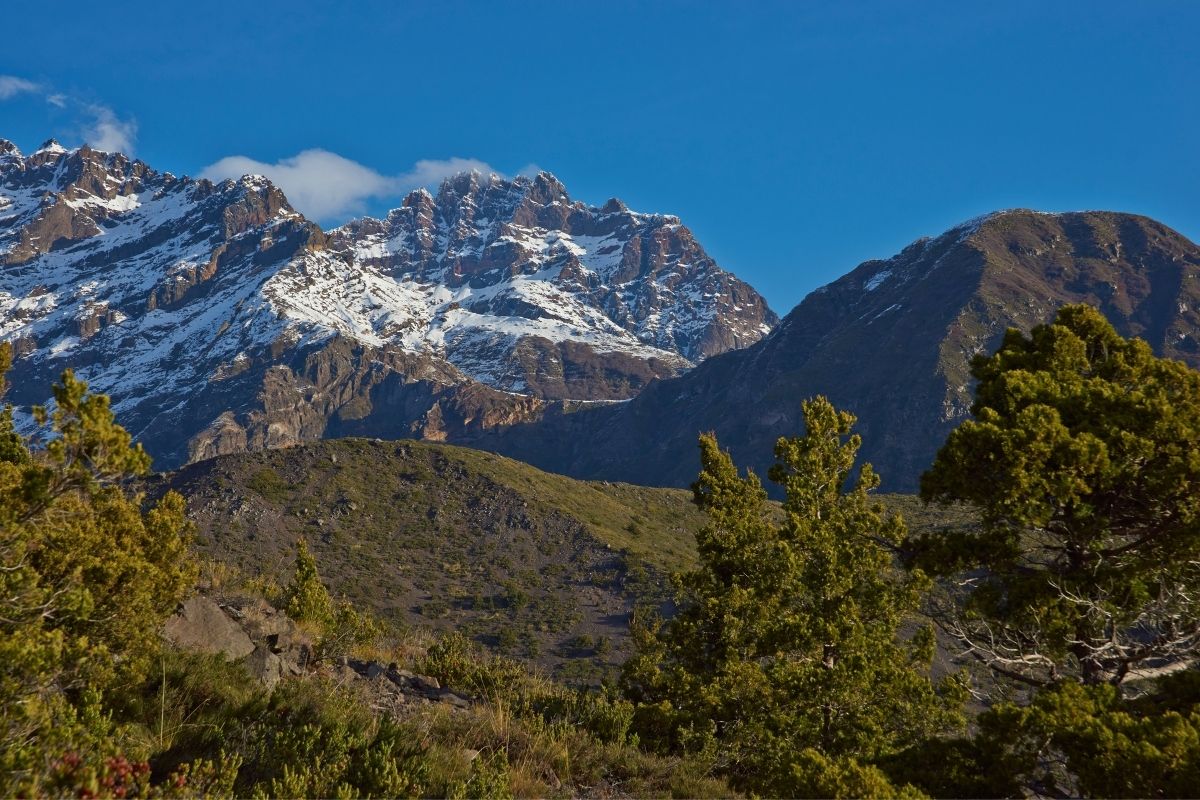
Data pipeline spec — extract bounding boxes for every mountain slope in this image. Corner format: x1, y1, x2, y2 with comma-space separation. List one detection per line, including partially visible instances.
0, 138, 774, 467
160, 437, 974, 678
472, 210, 1200, 491
330, 171, 776, 396
160, 437, 708, 679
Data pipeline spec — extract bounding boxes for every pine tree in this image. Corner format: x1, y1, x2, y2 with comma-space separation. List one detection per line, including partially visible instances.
623, 396, 964, 796
283, 538, 335, 627
914, 304, 1200, 687
281, 538, 378, 660
0, 349, 195, 793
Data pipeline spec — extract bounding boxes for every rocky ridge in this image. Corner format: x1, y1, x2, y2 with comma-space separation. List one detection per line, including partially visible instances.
0, 137, 774, 467
472, 210, 1200, 491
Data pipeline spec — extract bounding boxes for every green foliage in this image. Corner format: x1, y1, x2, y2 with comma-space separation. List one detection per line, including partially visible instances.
46, 750, 241, 799
915, 305, 1200, 687
245, 466, 290, 503
889, 670, 1200, 798
90, 649, 440, 798
0, 356, 196, 795
420, 631, 527, 699
446, 751, 514, 800
992, 673, 1200, 798
283, 538, 335, 626
622, 396, 964, 795
780, 749, 927, 800
281, 539, 379, 661
320, 598, 382, 662
241, 679, 429, 799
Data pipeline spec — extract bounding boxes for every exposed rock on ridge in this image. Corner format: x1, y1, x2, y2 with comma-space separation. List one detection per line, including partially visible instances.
471, 210, 1200, 492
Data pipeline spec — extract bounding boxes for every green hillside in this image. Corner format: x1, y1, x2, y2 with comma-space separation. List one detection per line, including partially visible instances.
163, 438, 711, 682
162, 437, 974, 683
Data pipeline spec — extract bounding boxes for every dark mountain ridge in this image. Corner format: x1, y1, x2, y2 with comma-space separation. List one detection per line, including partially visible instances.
470, 210, 1200, 491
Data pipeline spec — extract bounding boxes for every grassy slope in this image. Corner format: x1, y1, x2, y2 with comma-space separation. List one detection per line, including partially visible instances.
164, 437, 975, 682
408, 440, 705, 575
164, 438, 710, 683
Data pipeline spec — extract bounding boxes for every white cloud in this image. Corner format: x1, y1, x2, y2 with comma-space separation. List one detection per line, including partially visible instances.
396, 157, 497, 191
0, 76, 138, 155
0, 75, 40, 100
201, 149, 401, 221
83, 104, 137, 155
200, 151, 510, 222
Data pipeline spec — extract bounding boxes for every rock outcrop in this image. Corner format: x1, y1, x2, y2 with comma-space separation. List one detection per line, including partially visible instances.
163, 595, 312, 690
162, 593, 472, 709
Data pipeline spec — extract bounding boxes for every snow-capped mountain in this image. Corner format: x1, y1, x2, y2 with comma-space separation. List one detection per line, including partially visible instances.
0, 138, 775, 467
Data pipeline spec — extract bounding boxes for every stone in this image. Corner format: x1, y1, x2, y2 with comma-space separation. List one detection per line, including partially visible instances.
412, 674, 440, 691
163, 596, 254, 660
279, 643, 311, 676
439, 691, 470, 709
245, 645, 285, 691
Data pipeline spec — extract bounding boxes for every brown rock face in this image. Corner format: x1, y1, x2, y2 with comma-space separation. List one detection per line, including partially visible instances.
471, 211, 1200, 492
182, 337, 546, 467
163, 596, 256, 660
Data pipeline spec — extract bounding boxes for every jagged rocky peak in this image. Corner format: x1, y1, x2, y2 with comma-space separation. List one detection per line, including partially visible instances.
1, 137, 777, 469
36, 137, 66, 153
0, 143, 314, 270
331, 169, 777, 362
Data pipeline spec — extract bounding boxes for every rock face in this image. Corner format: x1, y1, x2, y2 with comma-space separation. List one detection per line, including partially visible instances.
163, 596, 255, 661
163, 595, 311, 689
0, 137, 774, 468
473, 211, 1200, 492
163, 592, 472, 708
331, 171, 776, 382
335, 660, 472, 716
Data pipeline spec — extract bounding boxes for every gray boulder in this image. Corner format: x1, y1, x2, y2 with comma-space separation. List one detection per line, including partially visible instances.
163, 596, 255, 660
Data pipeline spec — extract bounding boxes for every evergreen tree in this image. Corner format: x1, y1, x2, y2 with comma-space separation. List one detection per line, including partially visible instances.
623, 396, 964, 796
914, 304, 1200, 687
281, 538, 379, 660
0, 348, 195, 793
283, 538, 335, 627
889, 668, 1200, 798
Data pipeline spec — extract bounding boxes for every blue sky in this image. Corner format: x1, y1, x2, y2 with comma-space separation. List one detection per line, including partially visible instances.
2, 0, 1196, 313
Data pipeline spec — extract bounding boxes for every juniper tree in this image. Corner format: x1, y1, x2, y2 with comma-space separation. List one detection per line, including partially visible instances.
282, 538, 379, 660
283, 538, 335, 627
623, 396, 963, 796
0, 349, 194, 793
914, 304, 1200, 688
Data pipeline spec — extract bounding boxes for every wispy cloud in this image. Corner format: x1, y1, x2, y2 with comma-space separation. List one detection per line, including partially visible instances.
0, 75, 138, 155
0, 75, 40, 100
83, 104, 137, 154
200, 150, 522, 222
395, 157, 496, 192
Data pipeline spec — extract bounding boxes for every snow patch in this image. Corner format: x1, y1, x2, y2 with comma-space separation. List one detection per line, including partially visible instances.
864, 269, 892, 292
